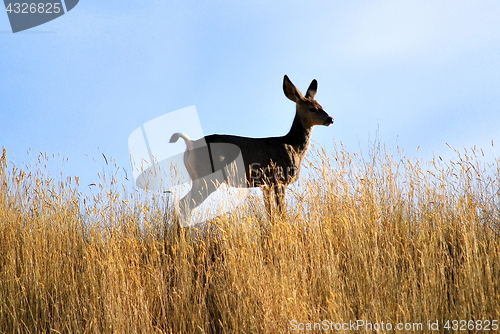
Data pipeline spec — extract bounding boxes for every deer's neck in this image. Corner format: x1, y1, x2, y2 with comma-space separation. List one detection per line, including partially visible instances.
283, 113, 313, 153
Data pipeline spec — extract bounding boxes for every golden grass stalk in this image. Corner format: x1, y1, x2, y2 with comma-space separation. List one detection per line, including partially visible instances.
0, 145, 499, 333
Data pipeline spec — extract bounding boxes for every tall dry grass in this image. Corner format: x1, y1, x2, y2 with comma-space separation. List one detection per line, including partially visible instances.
0, 145, 499, 333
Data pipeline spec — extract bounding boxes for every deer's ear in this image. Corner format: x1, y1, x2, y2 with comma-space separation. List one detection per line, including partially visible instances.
305, 79, 317, 99
283, 75, 304, 102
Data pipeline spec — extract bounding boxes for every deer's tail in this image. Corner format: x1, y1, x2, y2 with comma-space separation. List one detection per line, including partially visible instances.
169, 133, 194, 151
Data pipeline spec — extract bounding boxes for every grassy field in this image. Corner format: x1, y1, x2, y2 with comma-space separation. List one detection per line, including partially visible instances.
1, 145, 499, 333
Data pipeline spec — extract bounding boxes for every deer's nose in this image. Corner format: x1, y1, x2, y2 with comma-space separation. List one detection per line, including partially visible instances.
323, 116, 334, 126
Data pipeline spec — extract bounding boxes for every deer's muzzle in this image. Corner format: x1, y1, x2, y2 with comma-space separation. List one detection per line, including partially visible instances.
323, 116, 334, 126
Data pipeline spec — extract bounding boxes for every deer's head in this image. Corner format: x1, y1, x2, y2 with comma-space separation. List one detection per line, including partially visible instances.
283, 75, 334, 127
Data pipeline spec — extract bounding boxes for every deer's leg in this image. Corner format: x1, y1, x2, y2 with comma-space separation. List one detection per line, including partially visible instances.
261, 185, 274, 219
178, 176, 219, 226
274, 183, 287, 216
261, 184, 287, 220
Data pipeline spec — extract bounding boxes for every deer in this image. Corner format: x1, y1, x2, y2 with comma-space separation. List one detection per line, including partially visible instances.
169, 75, 333, 226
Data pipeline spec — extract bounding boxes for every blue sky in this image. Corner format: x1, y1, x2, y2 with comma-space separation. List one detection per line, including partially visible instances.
1, 0, 499, 189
